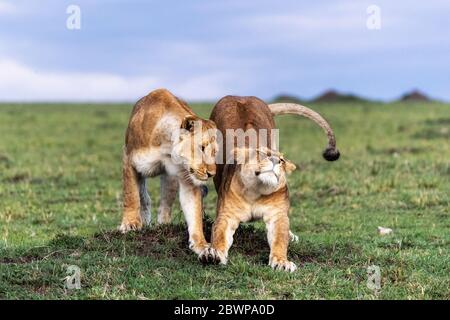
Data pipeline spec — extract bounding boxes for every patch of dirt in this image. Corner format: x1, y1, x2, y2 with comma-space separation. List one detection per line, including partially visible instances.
33, 285, 50, 295
48, 234, 85, 250
0, 257, 33, 264
1, 219, 360, 267
0, 250, 65, 264
94, 218, 270, 260
4, 173, 31, 183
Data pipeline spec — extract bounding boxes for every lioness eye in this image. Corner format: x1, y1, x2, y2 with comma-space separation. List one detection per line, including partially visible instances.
201, 145, 205, 152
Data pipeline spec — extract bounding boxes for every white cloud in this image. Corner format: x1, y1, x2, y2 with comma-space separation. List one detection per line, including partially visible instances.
174, 73, 233, 100
0, 58, 231, 102
0, 1, 15, 15
231, 1, 449, 52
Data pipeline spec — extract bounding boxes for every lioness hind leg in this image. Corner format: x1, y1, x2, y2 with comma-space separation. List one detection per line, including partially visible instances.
139, 176, 151, 226
120, 154, 146, 233
157, 174, 178, 224
265, 215, 297, 272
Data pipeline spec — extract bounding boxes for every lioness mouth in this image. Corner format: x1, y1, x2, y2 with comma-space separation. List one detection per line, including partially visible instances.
258, 170, 279, 181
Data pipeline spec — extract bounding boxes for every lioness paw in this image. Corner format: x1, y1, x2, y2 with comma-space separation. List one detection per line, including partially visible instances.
269, 257, 297, 273
118, 220, 143, 233
189, 241, 211, 256
198, 247, 227, 265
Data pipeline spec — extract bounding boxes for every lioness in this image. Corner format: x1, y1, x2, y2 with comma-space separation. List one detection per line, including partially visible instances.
199, 96, 339, 271
120, 89, 218, 255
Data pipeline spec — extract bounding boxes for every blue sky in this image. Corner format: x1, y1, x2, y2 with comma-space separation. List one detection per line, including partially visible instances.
0, 0, 449, 102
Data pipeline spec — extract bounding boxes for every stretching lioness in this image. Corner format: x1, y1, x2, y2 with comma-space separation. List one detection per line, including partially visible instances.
120, 89, 218, 255
199, 96, 339, 271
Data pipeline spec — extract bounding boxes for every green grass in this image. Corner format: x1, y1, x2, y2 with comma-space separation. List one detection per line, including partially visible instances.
0, 101, 449, 299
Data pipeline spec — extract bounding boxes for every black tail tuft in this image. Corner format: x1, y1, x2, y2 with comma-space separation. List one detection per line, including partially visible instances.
323, 147, 340, 161
200, 185, 209, 198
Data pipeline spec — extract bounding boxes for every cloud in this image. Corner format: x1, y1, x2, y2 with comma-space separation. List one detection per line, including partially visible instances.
0, 1, 15, 15
0, 1, 449, 102
229, 6, 375, 53
230, 1, 449, 53
173, 73, 233, 100
0, 58, 231, 102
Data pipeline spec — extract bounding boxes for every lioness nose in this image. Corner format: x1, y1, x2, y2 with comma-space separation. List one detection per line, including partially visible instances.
269, 156, 280, 165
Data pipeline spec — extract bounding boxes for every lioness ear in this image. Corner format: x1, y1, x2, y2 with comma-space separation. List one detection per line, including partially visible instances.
181, 115, 197, 132
284, 160, 296, 174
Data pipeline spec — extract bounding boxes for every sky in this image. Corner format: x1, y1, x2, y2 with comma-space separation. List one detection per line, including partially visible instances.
0, 0, 449, 102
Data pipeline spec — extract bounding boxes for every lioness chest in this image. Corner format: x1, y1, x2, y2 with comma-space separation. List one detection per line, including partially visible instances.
233, 196, 288, 223
131, 146, 179, 177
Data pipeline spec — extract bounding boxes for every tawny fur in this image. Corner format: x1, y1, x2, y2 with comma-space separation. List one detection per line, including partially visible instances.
200, 96, 338, 272
120, 88, 218, 256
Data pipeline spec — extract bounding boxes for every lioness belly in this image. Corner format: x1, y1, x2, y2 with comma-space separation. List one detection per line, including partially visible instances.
162, 158, 181, 176
132, 147, 182, 178
132, 148, 164, 177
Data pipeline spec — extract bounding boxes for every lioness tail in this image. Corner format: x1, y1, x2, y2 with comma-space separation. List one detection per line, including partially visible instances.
268, 103, 340, 161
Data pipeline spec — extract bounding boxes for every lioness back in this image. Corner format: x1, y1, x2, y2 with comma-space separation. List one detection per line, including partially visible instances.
125, 88, 194, 152
210, 95, 275, 136
210, 95, 276, 188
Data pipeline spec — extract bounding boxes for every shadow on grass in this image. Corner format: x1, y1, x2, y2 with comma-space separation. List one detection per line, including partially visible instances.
0, 217, 360, 268
0, 218, 266, 264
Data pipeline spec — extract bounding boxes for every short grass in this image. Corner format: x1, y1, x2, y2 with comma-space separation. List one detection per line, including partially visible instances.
0, 101, 449, 299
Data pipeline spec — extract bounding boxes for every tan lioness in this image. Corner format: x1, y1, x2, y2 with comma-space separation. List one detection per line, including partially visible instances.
199, 96, 339, 271
120, 88, 218, 255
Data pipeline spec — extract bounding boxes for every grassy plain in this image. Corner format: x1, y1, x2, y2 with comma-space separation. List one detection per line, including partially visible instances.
0, 101, 449, 299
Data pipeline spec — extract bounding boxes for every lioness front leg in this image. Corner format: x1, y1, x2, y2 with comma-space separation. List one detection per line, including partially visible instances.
120, 154, 148, 233
179, 180, 209, 255
199, 215, 239, 265
265, 214, 297, 272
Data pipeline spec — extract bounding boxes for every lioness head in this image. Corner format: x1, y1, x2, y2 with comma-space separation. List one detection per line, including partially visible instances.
233, 147, 296, 195
172, 115, 218, 185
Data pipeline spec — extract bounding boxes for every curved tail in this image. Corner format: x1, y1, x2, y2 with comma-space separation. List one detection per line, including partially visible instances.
268, 103, 340, 161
